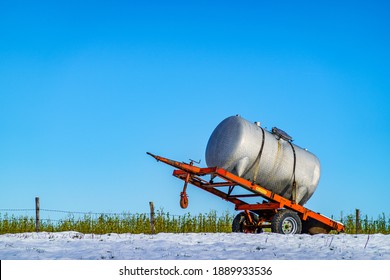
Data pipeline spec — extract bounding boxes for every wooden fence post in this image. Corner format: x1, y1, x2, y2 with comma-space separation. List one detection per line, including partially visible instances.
149, 202, 155, 234
356, 209, 360, 234
35, 197, 40, 232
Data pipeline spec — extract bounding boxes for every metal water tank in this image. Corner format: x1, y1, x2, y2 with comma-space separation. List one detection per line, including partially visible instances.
205, 115, 320, 205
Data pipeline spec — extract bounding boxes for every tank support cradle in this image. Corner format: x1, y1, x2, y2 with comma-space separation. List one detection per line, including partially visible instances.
147, 152, 345, 234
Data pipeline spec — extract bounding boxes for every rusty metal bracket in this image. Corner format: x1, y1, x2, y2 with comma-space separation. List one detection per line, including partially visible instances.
180, 170, 191, 209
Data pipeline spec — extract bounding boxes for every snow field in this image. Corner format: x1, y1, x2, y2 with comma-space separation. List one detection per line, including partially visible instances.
1, 231, 390, 260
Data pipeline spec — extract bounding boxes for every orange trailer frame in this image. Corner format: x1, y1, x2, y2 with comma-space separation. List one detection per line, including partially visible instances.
147, 152, 344, 234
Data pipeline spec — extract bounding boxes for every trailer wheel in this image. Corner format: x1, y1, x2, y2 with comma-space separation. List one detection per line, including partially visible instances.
232, 212, 262, 233
271, 210, 302, 234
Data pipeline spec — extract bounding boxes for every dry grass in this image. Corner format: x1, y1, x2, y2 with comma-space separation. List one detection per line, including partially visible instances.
1, 210, 389, 234
0, 210, 233, 234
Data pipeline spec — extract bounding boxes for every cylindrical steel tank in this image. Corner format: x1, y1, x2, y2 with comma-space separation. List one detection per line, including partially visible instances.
205, 115, 320, 205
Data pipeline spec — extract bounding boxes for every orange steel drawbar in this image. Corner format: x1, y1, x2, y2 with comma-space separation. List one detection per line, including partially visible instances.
147, 152, 344, 234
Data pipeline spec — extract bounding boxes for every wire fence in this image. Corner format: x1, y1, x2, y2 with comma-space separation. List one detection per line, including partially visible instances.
0, 207, 185, 224
3, 208, 110, 222
1, 200, 390, 234
0, 208, 187, 216
0, 199, 235, 234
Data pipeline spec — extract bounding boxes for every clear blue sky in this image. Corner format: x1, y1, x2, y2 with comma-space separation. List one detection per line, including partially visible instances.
1, 0, 389, 220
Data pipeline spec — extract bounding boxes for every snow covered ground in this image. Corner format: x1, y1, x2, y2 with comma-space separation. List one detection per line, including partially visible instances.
1, 231, 390, 260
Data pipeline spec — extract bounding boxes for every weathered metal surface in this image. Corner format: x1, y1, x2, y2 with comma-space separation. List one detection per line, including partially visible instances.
205, 115, 320, 205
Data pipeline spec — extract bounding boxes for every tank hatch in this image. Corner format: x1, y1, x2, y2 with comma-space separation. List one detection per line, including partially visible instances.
271, 127, 293, 142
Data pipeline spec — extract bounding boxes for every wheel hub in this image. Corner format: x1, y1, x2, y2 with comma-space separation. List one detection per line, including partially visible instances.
282, 217, 298, 234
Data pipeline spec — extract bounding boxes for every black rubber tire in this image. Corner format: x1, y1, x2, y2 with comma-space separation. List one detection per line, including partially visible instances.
232, 212, 262, 233
271, 209, 302, 234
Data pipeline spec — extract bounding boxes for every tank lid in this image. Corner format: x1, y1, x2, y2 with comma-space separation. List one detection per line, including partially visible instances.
272, 127, 293, 142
